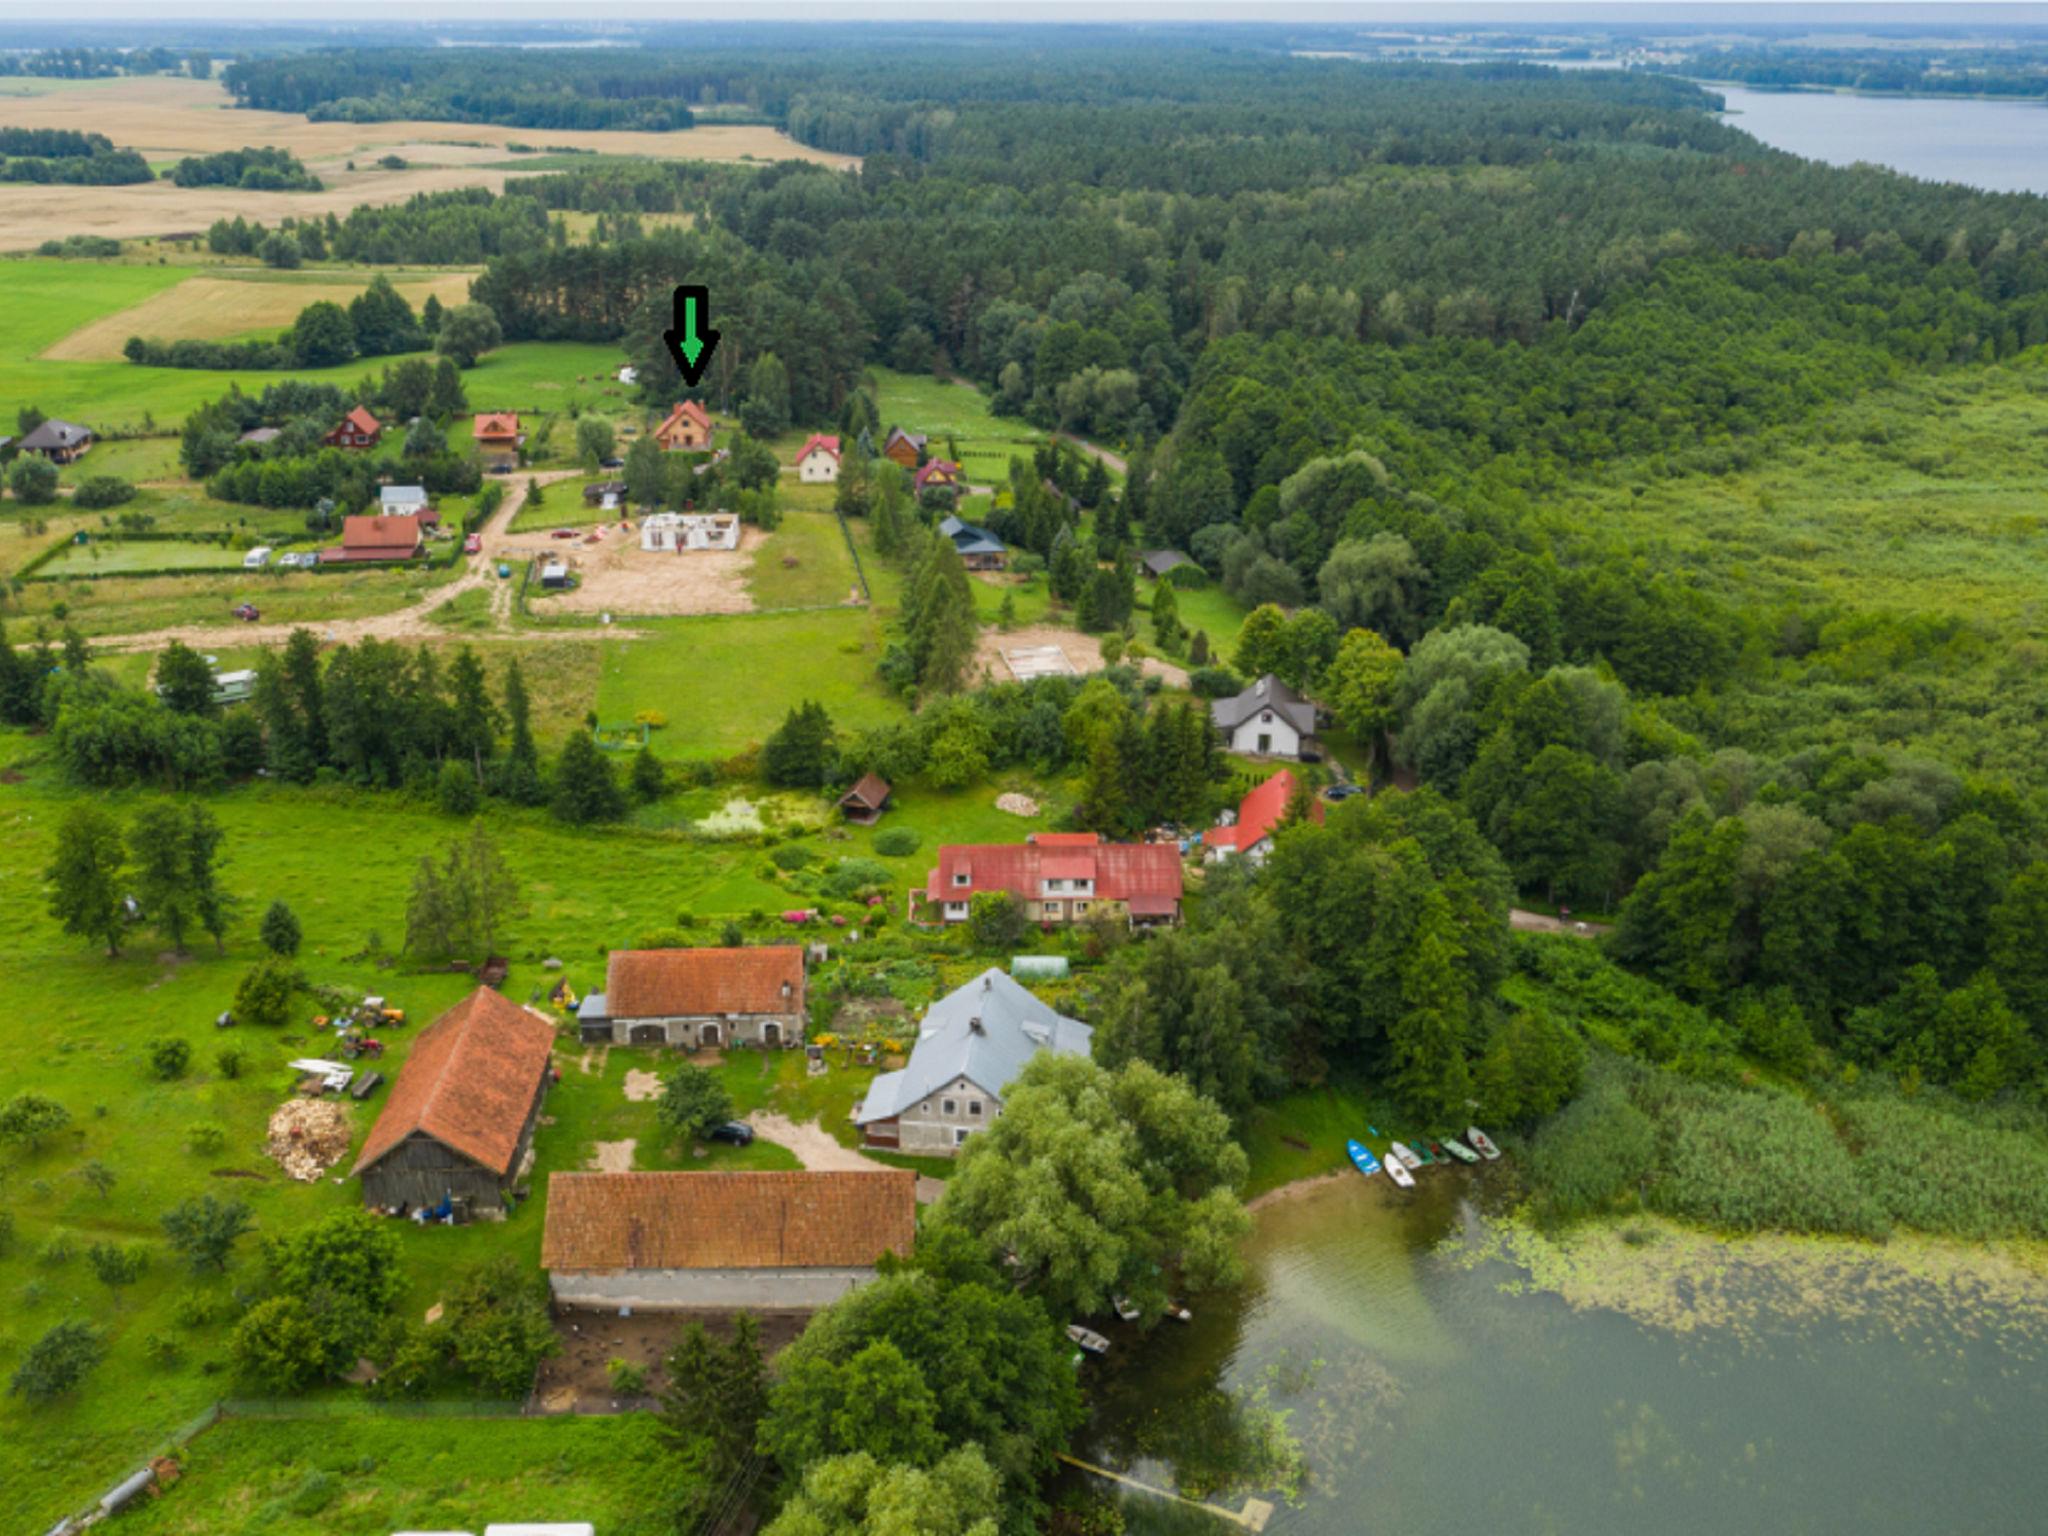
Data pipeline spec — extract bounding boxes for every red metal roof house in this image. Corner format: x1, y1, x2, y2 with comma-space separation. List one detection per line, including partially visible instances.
1204, 769, 1320, 865
795, 433, 841, 483
924, 832, 1182, 928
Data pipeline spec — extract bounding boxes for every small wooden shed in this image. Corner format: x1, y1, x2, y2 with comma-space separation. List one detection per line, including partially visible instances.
351, 987, 556, 1216
837, 772, 892, 824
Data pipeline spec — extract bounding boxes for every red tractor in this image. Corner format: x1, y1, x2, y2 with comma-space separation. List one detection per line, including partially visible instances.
232, 603, 261, 622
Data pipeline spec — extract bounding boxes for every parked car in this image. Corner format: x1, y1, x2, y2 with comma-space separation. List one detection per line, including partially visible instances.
232, 603, 260, 622
706, 1121, 755, 1147
464, 533, 483, 554
550, 527, 580, 540
1323, 783, 1365, 801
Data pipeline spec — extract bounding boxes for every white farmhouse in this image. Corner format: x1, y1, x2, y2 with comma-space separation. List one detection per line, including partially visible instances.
1210, 674, 1317, 759
794, 433, 841, 484
854, 968, 1092, 1155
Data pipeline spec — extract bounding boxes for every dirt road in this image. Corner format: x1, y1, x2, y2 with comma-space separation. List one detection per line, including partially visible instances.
1055, 433, 1129, 476
1509, 909, 1608, 938
89, 469, 603, 657
745, 1112, 891, 1173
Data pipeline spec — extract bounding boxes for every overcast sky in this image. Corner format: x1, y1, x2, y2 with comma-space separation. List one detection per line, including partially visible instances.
5, 2, 2047, 23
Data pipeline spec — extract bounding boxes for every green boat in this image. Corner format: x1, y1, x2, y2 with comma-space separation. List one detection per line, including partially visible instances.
1410, 1140, 1436, 1166
1441, 1137, 1480, 1164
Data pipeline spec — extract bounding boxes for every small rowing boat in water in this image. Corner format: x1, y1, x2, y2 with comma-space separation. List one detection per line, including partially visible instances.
1112, 1295, 1141, 1322
1467, 1126, 1502, 1160
1384, 1154, 1416, 1189
1425, 1139, 1453, 1163
1441, 1137, 1480, 1164
1347, 1138, 1382, 1177
1388, 1141, 1422, 1171
1066, 1324, 1111, 1355
1167, 1302, 1193, 1323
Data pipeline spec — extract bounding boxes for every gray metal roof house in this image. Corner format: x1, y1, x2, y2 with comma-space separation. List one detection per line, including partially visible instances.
17, 418, 93, 464
1211, 674, 1318, 760
939, 514, 1007, 570
855, 968, 1091, 1155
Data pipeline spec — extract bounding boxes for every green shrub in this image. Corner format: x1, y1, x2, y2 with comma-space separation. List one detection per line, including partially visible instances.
186, 1122, 227, 1156
71, 476, 136, 510
149, 1036, 192, 1080
873, 827, 921, 857
771, 843, 813, 872
822, 857, 890, 898
607, 1357, 647, 1394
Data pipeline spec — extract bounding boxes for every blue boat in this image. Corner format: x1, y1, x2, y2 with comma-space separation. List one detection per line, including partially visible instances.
1346, 1138, 1382, 1177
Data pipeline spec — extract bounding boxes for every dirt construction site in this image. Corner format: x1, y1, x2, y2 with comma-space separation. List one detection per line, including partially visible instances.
503, 521, 769, 616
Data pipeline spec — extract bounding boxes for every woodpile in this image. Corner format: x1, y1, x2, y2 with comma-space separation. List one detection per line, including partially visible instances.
265, 1099, 353, 1182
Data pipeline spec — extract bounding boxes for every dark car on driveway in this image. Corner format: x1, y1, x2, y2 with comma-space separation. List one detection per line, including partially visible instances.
707, 1121, 755, 1146
1323, 783, 1365, 801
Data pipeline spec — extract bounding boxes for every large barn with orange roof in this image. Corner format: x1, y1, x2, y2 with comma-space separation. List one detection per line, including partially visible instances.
351, 986, 558, 1215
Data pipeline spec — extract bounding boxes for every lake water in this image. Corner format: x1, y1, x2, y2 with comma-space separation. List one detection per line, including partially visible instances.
1075, 1171, 2048, 1536
1709, 84, 2048, 196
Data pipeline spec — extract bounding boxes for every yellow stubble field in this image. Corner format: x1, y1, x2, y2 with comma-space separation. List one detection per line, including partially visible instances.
40, 269, 483, 360
0, 76, 858, 250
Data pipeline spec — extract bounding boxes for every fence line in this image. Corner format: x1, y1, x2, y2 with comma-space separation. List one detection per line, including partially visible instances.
833, 503, 872, 604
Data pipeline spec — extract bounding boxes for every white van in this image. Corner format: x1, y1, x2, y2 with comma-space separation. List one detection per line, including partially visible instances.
243, 546, 272, 569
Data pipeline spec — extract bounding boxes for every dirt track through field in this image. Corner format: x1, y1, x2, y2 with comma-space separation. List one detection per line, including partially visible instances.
0, 76, 859, 250
83, 469, 621, 657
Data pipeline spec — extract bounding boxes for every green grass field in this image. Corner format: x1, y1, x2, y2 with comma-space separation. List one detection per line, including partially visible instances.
595, 607, 903, 757
748, 509, 862, 609
0, 742, 942, 1529
119, 1413, 672, 1536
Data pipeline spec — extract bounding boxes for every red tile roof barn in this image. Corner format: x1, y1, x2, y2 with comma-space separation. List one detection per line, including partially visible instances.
795, 433, 841, 464
1207, 769, 1320, 853
351, 987, 556, 1178
605, 946, 805, 1019
542, 1170, 916, 1272
924, 832, 1182, 906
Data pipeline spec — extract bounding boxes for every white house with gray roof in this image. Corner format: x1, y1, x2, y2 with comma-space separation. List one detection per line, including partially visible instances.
854, 968, 1091, 1155
1211, 674, 1317, 759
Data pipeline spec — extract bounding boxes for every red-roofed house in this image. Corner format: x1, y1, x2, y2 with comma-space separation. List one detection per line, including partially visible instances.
577, 945, 806, 1049
924, 832, 1182, 928
352, 987, 557, 1215
654, 399, 715, 452
320, 514, 424, 564
324, 406, 383, 450
1205, 769, 1320, 866
472, 412, 523, 451
795, 433, 841, 484
913, 458, 961, 496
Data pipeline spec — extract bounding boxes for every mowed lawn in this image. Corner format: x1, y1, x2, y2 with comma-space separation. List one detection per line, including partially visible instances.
748, 509, 863, 609
116, 1414, 673, 1536
596, 606, 904, 756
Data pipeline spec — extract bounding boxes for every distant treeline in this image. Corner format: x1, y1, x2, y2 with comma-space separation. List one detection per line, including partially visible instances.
0, 148, 152, 184
8, 46, 208, 80
223, 50, 700, 130
127, 274, 439, 373
1669, 46, 2048, 100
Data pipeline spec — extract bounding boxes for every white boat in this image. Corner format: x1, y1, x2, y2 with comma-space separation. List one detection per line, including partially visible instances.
1388, 1141, 1422, 1170
1113, 1295, 1141, 1322
1384, 1155, 1416, 1189
1167, 1303, 1193, 1323
1066, 1324, 1111, 1355
1466, 1126, 1502, 1160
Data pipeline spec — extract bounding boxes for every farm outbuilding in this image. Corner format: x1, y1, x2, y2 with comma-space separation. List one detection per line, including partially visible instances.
837, 772, 892, 824
542, 1169, 917, 1311
576, 945, 805, 1048
351, 987, 557, 1217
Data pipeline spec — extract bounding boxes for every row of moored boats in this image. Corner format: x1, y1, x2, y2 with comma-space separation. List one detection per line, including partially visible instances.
1348, 1126, 1501, 1188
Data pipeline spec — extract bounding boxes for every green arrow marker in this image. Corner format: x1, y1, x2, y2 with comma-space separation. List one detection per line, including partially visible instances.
662, 283, 721, 386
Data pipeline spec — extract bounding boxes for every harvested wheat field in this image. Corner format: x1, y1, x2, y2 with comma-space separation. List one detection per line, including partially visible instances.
512, 526, 769, 617
43, 269, 480, 360
0, 75, 859, 250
